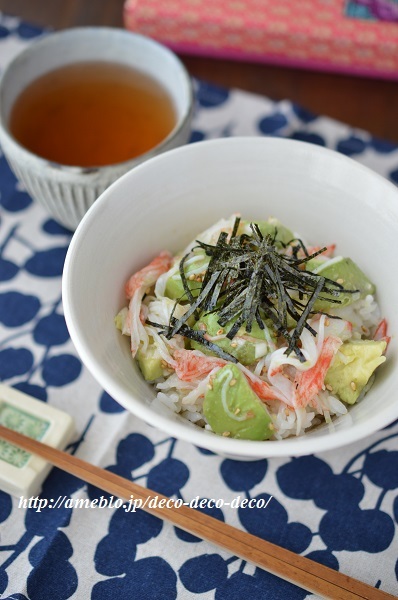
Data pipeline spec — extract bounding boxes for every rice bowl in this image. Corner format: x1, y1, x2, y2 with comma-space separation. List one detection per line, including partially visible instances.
62, 137, 398, 459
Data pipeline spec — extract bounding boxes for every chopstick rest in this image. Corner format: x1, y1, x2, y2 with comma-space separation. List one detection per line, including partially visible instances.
0, 384, 74, 497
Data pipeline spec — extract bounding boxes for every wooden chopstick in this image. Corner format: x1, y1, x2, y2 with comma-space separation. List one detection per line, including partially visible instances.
0, 424, 395, 600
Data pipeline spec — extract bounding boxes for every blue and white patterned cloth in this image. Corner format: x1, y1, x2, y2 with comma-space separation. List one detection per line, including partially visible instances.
0, 13, 397, 600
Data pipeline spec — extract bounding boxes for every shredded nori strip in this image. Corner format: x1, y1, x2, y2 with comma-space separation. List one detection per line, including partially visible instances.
146, 319, 238, 363
167, 271, 222, 338
148, 218, 359, 363
179, 252, 197, 309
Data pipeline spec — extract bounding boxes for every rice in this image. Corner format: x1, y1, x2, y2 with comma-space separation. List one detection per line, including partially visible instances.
331, 294, 381, 339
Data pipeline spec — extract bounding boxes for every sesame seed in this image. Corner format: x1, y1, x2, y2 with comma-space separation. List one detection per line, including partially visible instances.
234, 408, 241, 415
337, 278, 344, 284
326, 384, 333, 391
325, 318, 330, 327
207, 383, 213, 390
217, 328, 224, 335
231, 342, 238, 348
350, 381, 357, 391
285, 408, 290, 416
188, 274, 195, 281
222, 431, 230, 437
229, 379, 237, 387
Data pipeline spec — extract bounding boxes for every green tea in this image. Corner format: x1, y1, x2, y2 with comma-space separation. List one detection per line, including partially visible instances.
9, 61, 176, 167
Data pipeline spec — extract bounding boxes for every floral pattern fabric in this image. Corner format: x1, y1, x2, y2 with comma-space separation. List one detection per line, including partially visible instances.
0, 14, 397, 600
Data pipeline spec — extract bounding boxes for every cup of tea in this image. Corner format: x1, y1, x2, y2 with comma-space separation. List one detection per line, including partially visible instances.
0, 28, 194, 230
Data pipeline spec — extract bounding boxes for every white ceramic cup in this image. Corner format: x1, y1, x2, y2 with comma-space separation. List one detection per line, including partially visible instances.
0, 27, 194, 230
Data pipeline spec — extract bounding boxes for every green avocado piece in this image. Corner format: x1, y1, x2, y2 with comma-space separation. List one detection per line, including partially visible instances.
311, 257, 376, 311
114, 307, 128, 332
136, 343, 164, 381
305, 258, 328, 272
164, 251, 209, 300
242, 218, 294, 246
203, 364, 274, 440
325, 339, 386, 404
191, 312, 271, 365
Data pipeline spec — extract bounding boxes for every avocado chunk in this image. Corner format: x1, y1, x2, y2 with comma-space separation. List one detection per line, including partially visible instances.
114, 310, 125, 331
164, 251, 209, 300
241, 217, 294, 246
191, 312, 271, 365
325, 339, 386, 404
311, 257, 376, 311
305, 257, 327, 272
115, 307, 129, 334
136, 343, 164, 381
203, 364, 274, 440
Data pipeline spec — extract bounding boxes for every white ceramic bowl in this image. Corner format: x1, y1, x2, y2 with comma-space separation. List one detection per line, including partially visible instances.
0, 27, 193, 230
63, 137, 398, 459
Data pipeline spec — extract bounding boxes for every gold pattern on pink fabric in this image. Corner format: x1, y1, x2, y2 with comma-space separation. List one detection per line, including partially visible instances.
124, 0, 398, 78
